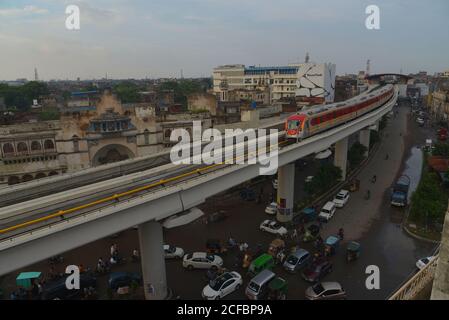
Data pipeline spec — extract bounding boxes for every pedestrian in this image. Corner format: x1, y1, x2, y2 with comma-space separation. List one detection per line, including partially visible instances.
132, 249, 140, 262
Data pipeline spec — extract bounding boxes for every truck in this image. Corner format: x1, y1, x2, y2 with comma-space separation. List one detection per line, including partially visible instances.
390, 175, 410, 207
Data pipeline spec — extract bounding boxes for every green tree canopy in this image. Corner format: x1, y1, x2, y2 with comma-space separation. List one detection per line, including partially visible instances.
348, 142, 367, 169
304, 163, 342, 195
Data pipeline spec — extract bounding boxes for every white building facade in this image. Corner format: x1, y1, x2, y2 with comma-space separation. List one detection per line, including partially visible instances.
213, 63, 336, 104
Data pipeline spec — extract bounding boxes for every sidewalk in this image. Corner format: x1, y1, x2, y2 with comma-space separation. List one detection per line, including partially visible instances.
321, 106, 408, 241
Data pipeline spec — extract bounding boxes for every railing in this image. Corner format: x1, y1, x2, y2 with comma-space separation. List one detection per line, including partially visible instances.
389, 254, 439, 300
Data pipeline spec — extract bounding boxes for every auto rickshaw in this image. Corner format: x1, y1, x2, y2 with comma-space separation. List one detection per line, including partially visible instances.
346, 241, 361, 262
301, 207, 317, 223
324, 236, 340, 257
303, 224, 320, 242
267, 239, 285, 257
267, 277, 288, 300
206, 239, 227, 255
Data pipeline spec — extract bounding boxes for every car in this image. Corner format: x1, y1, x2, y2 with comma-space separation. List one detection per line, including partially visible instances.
202, 271, 242, 300
333, 190, 350, 208
301, 260, 333, 282
108, 272, 141, 290
163, 244, 185, 259
318, 201, 337, 222
305, 282, 346, 300
272, 179, 278, 189
283, 249, 311, 273
416, 256, 435, 270
416, 117, 425, 126
183, 252, 224, 270
259, 220, 288, 236
305, 176, 314, 183
265, 202, 278, 215
42, 273, 97, 300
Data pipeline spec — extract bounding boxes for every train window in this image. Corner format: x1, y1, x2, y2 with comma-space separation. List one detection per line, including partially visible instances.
288, 120, 301, 129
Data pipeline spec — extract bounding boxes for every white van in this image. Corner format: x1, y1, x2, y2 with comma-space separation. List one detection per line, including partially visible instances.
318, 201, 336, 222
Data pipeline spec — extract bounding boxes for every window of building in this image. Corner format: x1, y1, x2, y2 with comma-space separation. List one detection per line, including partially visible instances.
17, 142, 28, 153
31, 141, 42, 151
3, 143, 14, 154
44, 139, 55, 150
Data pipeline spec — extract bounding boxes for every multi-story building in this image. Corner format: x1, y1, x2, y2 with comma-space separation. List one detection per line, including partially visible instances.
213, 62, 336, 104
431, 90, 449, 122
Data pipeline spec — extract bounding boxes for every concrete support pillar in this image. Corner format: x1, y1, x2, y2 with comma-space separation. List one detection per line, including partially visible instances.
334, 137, 348, 181
138, 221, 167, 300
276, 163, 295, 223
359, 129, 370, 157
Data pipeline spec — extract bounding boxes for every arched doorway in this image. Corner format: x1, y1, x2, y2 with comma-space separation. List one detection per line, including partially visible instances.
22, 174, 33, 182
35, 172, 47, 180
8, 176, 20, 185
92, 144, 135, 166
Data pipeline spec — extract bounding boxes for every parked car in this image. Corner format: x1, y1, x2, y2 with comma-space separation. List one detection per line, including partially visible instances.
265, 202, 278, 215
333, 190, 350, 208
259, 220, 288, 236
202, 271, 242, 300
163, 244, 185, 259
183, 252, 223, 270
301, 260, 333, 282
108, 272, 141, 290
283, 249, 311, 273
305, 282, 346, 300
416, 256, 435, 270
42, 273, 97, 300
305, 176, 314, 183
318, 202, 337, 222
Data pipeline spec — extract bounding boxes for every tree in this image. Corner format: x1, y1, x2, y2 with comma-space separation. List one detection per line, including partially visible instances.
432, 143, 449, 157
304, 163, 342, 195
410, 172, 447, 226
348, 142, 367, 169
113, 82, 141, 103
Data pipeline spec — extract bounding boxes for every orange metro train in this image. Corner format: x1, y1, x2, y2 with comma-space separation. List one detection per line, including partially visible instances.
285, 84, 395, 140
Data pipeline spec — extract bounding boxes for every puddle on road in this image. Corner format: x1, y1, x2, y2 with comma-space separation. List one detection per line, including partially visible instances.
402, 146, 423, 203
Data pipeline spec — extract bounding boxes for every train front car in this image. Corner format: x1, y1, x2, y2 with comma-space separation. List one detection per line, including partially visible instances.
285, 114, 307, 140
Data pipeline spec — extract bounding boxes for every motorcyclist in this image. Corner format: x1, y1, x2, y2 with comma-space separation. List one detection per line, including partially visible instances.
338, 228, 344, 240
365, 189, 371, 199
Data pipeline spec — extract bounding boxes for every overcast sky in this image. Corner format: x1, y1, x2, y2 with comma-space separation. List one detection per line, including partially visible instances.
1, 0, 448, 80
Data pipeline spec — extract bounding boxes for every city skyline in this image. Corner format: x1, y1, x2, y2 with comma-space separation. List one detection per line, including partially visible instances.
1, 0, 448, 81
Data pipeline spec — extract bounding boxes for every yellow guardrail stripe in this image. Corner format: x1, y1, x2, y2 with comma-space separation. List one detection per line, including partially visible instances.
0, 139, 286, 235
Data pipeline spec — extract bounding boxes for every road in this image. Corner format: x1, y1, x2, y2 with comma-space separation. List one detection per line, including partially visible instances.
0, 100, 438, 300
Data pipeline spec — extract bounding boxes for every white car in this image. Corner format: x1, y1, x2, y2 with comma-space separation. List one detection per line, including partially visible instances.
272, 179, 278, 189
259, 220, 288, 236
416, 117, 425, 126
183, 252, 223, 270
305, 176, 314, 183
416, 256, 434, 270
265, 202, 278, 215
202, 271, 243, 300
318, 202, 337, 222
333, 190, 350, 208
163, 244, 184, 259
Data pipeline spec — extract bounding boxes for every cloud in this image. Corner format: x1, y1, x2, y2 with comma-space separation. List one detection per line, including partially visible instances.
0, 5, 49, 17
